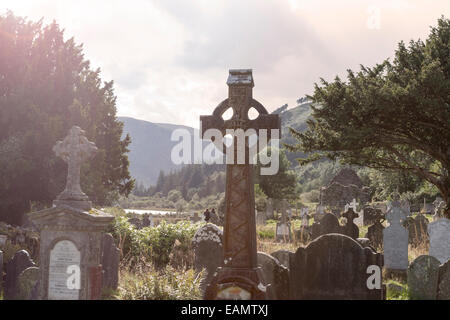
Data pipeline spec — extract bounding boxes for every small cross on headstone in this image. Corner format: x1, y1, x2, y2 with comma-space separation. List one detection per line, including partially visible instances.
53, 126, 98, 210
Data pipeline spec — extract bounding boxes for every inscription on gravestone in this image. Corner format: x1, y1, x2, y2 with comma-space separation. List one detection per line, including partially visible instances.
48, 240, 81, 300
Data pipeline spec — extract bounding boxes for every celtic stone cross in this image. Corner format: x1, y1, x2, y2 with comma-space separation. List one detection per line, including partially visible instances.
53, 126, 98, 210
201, 69, 280, 300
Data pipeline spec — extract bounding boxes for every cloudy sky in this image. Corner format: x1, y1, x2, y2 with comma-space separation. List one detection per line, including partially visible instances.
2, 1, 449, 128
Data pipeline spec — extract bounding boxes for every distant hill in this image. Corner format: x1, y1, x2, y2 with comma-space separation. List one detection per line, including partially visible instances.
119, 117, 195, 186
119, 101, 313, 186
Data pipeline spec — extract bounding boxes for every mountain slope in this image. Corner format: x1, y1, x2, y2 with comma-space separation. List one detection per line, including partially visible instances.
120, 102, 312, 186
119, 117, 195, 186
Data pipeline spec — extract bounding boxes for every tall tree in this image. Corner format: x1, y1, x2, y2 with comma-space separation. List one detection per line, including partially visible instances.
288, 17, 450, 217
0, 12, 134, 224
255, 147, 298, 201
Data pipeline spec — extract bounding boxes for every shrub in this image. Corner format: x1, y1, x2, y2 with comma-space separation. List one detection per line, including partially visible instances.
109, 216, 202, 268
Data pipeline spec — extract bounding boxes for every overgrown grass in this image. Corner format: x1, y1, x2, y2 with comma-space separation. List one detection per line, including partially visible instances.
116, 260, 203, 300
386, 280, 409, 300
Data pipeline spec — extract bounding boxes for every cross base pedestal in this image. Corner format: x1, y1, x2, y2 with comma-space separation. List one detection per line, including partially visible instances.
204, 266, 271, 300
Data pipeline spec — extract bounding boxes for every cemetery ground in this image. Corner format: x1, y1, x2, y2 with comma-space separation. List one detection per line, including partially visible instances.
2, 205, 430, 301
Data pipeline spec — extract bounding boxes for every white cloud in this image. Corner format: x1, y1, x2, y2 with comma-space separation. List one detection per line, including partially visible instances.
2, 0, 449, 128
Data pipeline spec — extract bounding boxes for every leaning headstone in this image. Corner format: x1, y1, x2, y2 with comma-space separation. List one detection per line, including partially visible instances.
4, 250, 36, 300
270, 250, 293, 270
192, 224, 223, 294
101, 233, 120, 291
290, 234, 384, 299
257, 252, 289, 300
28, 126, 114, 300
438, 260, 450, 300
17, 267, 40, 300
428, 218, 450, 264
407, 255, 440, 300
383, 202, 409, 271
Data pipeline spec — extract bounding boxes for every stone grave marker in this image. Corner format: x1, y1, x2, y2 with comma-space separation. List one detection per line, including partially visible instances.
270, 250, 293, 270
256, 211, 266, 225
101, 233, 120, 291
17, 267, 40, 300
257, 252, 289, 300
311, 213, 341, 240
341, 208, 360, 239
438, 260, 450, 300
383, 202, 409, 271
428, 218, 450, 264
276, 221, 292, 242
4, 250, 36, 300
407, 255, 440, 300
290, 234, 384, 299
201, 69, 280, 300
266, 199, 274, 219
192, 224, 223, 294
28, 126, 114, 300
365, 213, 385, 250
0, 234, 6, 247
314, 204, 326, 221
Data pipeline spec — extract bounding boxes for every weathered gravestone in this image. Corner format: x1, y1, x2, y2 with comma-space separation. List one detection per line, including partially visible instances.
101, 233, 120, 291
290, 234, 384, 299
201, 69, 280, 300
365, 212, 385, 249
438, 260, 450, 300
406, 213, 429, 246
428, 218, 450, 264
256, 211, 266, 226
257, 252, 289, 300
341, 208, 360, 240
4, 250, 36, 299
276, 221, 292, 242
266, 199, 274, 219
270, 250, 293, 270
17, 267, 40, 300
28, 126, 114, 300
407, 255, 440, 300
192, 224, 223, 294
311, 213, 341, 240
383, 202, 409, 271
